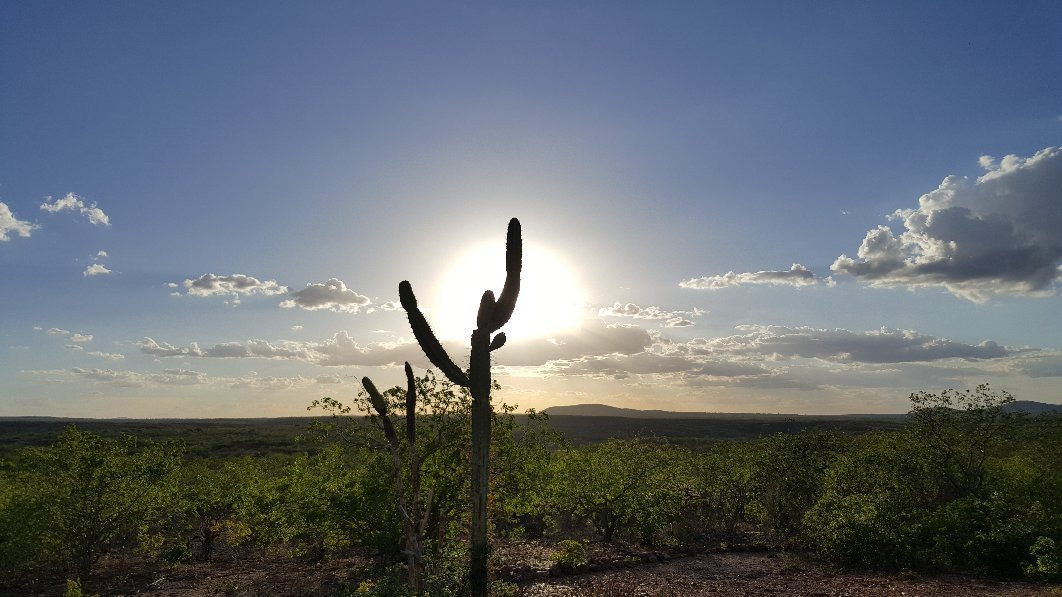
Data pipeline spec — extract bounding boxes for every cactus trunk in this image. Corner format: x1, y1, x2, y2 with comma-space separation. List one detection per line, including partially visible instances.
469, 328, 492, 595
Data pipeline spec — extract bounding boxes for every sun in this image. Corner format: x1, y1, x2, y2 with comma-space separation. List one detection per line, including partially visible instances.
431, 242, 585, 342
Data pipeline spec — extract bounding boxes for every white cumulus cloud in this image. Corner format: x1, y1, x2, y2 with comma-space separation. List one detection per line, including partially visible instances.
182, 273, 288, 298
680, 264, 819, 290
598, 302, 705, 327
832, 146, 1062, 301
0, 201, 36, 241
83, 264, 112, 277
40, 193, 110, 226
280, 278, 371, 313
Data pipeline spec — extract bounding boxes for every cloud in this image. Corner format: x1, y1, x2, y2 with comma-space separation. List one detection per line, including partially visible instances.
151, 369, 210, 386
70, 367, 145, 387
70, 367, 209, 387
1005, 351, 1062, 378
525, 323, 1036, 395
182, 274, 288, 298
136, 318, 656, 369
46, 328, 70, 336
136, 337, 316, 360
136, 338, 193, 357
83, 264, 112, 277
69, 333, 93, 343
832, 146, 1062, 301
228, 374, 310, 391
367, 300, 399, 313
680, 264, 819, 290
39, 193, 110, 226
693, 325, 1017, 364
0, 201, 36, 241
280, 278, 371, 313
498, 319, 656, 366
95, 250, 108, 259
39, 367, 308, 391
544, 352, 771, 380
315, 375, 344, 384
87, 351, 125, 360
598, 302, 705, 327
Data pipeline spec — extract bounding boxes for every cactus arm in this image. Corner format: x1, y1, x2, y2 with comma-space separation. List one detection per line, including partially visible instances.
476, 290, 496, 330
489, 332, 506, 352
489, 218, 522, 332
404, 362, 416, 445
399, 280, 470, 387
362, 376, 399, 447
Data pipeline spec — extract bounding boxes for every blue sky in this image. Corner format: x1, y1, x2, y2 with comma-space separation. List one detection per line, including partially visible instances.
2, 1, 1060, 417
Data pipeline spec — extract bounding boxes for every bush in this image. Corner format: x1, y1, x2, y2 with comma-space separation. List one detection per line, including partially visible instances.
750, 431, 845, 539
804, 385, 1059, 576
1024, 536, 1062, 582
551, 539, 588, 571
0, 426, 183, 580
554, 439, 692, 544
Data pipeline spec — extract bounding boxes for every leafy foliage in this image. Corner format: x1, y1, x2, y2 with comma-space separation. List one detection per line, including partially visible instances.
0, 426, 183, 579
2, 384, 1059, 591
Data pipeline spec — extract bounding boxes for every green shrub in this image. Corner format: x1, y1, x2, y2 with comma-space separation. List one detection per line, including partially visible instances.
554, 439, 692, 544
551, 539, 588, 570
0, 426, 183, 580
1025, 536, 1062, 582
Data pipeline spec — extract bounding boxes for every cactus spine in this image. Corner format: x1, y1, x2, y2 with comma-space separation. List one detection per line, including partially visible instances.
399, 218, 521, 596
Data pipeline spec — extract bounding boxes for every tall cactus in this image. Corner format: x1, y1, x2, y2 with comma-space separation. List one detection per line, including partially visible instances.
399, 218, 521, 596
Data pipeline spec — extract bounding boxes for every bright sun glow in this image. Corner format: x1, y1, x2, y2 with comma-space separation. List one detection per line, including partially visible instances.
431, 242, 585, 342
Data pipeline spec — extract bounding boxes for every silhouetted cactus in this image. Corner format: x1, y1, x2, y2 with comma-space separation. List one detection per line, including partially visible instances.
399, 218, 521, 596
362, 362, 427, 591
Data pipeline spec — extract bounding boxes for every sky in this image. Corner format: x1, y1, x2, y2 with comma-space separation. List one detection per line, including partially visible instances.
1, 1, 1060, 417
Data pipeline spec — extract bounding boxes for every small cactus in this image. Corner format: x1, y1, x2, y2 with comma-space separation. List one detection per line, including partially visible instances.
361, 362, 426, 590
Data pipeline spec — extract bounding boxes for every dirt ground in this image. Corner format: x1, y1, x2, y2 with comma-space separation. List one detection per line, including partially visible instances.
520, 551, 1054, 597
5, 544, 1055, 596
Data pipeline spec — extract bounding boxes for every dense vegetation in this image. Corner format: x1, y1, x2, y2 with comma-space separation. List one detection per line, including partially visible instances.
1, 383, 1059, 594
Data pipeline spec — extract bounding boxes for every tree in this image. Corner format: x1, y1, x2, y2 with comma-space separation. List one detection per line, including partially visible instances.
908, 383, 1018, 502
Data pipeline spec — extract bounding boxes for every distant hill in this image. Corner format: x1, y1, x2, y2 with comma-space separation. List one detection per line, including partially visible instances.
1004, 400, 1062, 414
542, 403, 905, 420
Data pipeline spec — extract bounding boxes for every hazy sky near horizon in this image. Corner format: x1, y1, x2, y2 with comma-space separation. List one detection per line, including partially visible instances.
2, 1, 1061, 417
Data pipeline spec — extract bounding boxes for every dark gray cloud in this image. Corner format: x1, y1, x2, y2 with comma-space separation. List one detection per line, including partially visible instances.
832, 146, 1062, 301
680, 264, 821, 290
694, 325, 1016, 363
